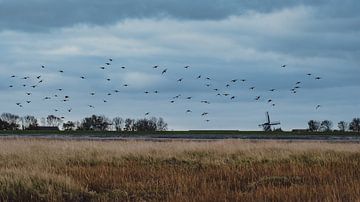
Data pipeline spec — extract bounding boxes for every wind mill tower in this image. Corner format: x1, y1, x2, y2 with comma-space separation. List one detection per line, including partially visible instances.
259, 112, 280, 132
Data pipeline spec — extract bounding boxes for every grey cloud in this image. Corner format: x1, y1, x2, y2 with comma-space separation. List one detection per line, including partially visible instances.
0, 0, 353, 32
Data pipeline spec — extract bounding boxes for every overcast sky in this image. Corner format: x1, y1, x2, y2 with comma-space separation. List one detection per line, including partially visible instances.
0, 0, 359, 130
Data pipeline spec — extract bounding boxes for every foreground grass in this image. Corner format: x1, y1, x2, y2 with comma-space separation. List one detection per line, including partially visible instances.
0, 139, 360, 201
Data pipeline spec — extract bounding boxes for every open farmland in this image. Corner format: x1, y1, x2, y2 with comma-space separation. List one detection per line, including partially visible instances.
0, 139, 360, 201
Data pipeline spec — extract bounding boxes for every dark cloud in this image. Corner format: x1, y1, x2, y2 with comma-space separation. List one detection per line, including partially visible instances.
1, 0, 354, 31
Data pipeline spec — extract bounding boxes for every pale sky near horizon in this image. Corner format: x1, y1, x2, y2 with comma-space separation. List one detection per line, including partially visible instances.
0, 0, 359, 130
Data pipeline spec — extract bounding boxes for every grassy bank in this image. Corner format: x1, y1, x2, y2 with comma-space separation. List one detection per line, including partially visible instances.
0, 139, 360, 201
0, 130, 359, 137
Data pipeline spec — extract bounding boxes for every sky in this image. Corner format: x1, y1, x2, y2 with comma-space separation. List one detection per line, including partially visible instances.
0, 0, 359, 130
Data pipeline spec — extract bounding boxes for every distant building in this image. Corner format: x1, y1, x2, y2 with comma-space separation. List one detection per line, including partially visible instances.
34, 126, 59, 131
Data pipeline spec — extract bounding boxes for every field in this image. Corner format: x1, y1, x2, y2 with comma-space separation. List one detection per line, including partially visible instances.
1, 139, 360, 201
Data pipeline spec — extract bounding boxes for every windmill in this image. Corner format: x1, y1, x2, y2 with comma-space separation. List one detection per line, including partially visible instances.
258, 112, 280, 132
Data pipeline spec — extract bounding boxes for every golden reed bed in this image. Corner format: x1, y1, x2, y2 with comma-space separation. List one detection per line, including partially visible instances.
0, 139, 359, 201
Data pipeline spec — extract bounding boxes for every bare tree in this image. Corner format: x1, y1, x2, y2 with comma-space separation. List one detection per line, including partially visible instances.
22, 115, 38, 130
156, 117, 168, 131
124, 118, 135, 131
113, 117, 124, 131
63, 121, 76, 131
79, 115, 111, 131
338, 121, 348, 132
349, 118, 360, 132
46, 115, 63, 127
308, 120, 320, 132
1, 113, 20, 130
134, 118, 157, 132
320, 120, 333, 132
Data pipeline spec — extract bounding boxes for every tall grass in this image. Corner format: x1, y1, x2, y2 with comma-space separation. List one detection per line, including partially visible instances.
0, 139, 360, 201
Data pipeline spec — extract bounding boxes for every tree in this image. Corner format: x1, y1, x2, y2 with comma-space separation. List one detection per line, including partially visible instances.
113, 117, 124, 131
349, 118, 360, 132
1, 113, 20, 130
0, 119, 10, 130
156, 117, 168, 131
338, 121, 348, 132
46, 115, 63, 127
134, 118, 157, 132
124, 118, 135, 131
63, 121, 76, 131
80, 115, 111, 131
22, 115, 38, 130
308, 120, 320, 132
320, 120, 333, 132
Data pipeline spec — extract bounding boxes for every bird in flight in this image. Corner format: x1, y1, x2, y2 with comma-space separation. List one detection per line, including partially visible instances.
145, 112, 150, 116
281, 64, 286, 68
316, 105, 321, 110
184, 66, 190, 69
162, 69, 168, 74
315, 77, 321, 80
153, 65, 158, 69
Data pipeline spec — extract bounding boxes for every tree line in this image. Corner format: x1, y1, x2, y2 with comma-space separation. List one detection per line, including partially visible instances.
308, 118, 360, 132
0, 113, 168, 132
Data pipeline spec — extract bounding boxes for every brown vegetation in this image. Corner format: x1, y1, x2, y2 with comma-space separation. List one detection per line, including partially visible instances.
0, 139, 360, 201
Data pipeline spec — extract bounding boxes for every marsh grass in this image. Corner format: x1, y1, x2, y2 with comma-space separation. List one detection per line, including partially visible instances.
0, 139, 360, 201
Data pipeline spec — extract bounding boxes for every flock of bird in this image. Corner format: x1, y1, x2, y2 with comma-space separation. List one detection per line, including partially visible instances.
5, 58, 323, 125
